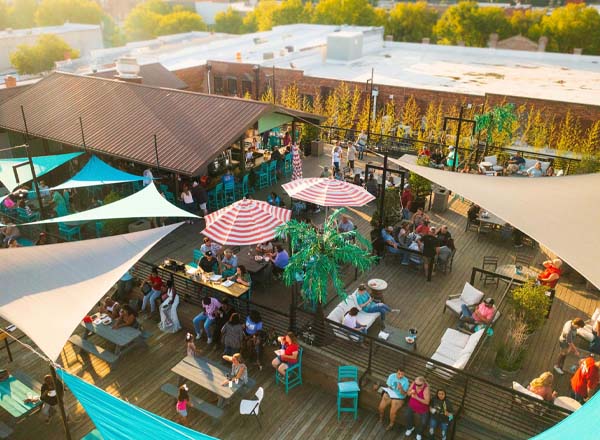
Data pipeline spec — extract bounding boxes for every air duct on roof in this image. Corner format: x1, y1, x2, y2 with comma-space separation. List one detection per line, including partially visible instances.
326, 32, 363, 62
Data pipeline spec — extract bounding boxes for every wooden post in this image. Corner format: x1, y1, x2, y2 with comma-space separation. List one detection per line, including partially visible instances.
291, 121, 297, 144
20, 105, 47, 220
50, 365, 72, 440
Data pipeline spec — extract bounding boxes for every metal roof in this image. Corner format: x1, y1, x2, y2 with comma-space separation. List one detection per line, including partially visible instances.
89, 63, 188, 90
0, 72, 322, 175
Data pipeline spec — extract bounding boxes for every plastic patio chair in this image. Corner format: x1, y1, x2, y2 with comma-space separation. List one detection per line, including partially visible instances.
256, 164, 270, 190
224, 180, 235, 205
337, 365, 360, 420
239, 387, 264, 428
187, 249, 203, 268
58, 223, 81, 241
208, 183, 225, 210
269, 160, 278, 185
275, 347, 303, 394
283, 153, 292, 177
16, 207, 40, 223
235, 174, 252, 199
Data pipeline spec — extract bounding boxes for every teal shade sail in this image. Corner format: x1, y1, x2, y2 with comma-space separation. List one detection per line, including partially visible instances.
59, 371, 217, 440
52, 155, 145, 190
0, 152, 82, 192
531, 392, 599, 440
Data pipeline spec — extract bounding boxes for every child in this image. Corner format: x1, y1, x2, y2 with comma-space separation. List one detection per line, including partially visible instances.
176, 384, 189, 426
186, 333, 197, 357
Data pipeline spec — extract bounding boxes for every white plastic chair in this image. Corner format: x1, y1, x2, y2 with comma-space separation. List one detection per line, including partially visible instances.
240, 387, 264, 428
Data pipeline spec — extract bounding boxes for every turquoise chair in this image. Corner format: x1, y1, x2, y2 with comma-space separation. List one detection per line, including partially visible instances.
16, 207, 40, 223
207, 183, 225, 211
283, 153, 292, 177
275, 347, 303, 394
235, 174, 252, 199
223, 180, 235, 205
95, 221, 105, 238
187, 249, 203, 268
256, 164, 270, 190
337, 365, 360, 420
164, 190, 176, 204
269, 160, 278, 185
16, 237, 33, 246
58, 222, 81, 241
159, 184, 169, 193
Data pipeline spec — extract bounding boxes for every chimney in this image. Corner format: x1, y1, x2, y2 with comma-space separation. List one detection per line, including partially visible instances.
422, 38, 430, 45
488, 33, 498, 49
114, 57, 142, 84
4, 75, 17, 88
538, 36, 548, 52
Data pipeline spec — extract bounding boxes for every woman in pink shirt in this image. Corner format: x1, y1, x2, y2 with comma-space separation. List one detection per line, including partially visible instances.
405, 377, 431, 440
460, 298, 496, 325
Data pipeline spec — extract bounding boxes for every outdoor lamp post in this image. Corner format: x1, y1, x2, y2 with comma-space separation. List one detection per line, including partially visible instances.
365, 68, 374, 146
253, 65, 260, 100
206, 62, 212, 94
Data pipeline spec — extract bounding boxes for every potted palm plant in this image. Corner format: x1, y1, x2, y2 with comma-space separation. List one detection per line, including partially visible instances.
275, 208, 377, 345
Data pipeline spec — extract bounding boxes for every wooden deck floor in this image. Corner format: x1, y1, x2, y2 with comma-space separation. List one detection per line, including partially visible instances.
3, 150, 597, 439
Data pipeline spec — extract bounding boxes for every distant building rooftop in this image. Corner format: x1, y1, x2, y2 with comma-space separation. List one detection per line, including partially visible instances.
0, 23, 101, 40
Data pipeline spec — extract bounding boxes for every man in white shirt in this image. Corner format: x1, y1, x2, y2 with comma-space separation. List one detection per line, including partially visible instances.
347, 143, 357, 172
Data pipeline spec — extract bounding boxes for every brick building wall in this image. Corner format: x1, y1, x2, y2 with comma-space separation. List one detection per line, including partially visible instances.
173, 61, 600, 125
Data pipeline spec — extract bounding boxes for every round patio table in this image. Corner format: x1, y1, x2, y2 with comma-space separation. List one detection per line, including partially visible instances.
368, 278, 388, 301
495, 264, 538, 282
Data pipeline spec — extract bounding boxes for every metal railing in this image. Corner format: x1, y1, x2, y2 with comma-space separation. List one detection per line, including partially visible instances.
130, 259, 569, 439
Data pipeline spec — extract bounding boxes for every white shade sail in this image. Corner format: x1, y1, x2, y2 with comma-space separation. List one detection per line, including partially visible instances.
0, 152, 82, 192
0, 223, 181, 361
394, 155, 600, 289
26, 183, 198, 225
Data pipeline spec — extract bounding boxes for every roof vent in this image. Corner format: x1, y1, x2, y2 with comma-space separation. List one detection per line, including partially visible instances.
263, 52, 274, 60
115, 57, 142, 83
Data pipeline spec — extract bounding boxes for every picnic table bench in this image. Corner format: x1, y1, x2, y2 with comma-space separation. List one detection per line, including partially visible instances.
68, 335, 119, 364
160, 383, 224, 419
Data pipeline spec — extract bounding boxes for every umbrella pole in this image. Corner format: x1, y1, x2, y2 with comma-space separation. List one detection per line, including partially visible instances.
50, 365, 72, 440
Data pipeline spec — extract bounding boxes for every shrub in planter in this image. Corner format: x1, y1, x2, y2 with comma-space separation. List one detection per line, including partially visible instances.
495, 314, 528, 372
410, 156, 432, 210
511, 280, 550, 333
370, 187, 402, 227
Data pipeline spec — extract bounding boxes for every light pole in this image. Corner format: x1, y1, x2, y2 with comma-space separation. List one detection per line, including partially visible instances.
443, 103, 476, 172
206, 62, 212, 94
253, 65, 260, 100
366, 68, 374, 146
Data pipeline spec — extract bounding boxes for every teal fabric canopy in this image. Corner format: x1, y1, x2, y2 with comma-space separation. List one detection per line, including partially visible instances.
531, 392, 600, 440
59, 370, 218, 440
52, 155, 145, 190
0, 152, 82, 192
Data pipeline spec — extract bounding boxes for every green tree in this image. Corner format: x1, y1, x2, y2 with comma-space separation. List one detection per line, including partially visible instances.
157, 10, 206, 35
10, 34, 79, 74
102, 14, 126, 47
214, 8, 244, 34
242, 1, 279, 31
35, 0, 103, 26
312, 0, 378, 26
434, 2, 510, 47
509, 9, 544, 40
386, 2, 438, 43
7, 0, 38, 29
273, 0, 312, 26
540, 4, 600, 55
124, 0, 174, 41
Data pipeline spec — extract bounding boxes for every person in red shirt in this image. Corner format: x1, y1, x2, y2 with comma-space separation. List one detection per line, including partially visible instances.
401, 184, 413, 220
271, 332, 300, 376
142, 267, 163, 315
571, 356, 600, 403
538, 259, 562, 289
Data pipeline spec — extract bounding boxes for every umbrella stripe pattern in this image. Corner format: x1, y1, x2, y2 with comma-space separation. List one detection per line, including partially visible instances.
292, 144, 303, 180
202, 199, 292, 245
282, 177, 375, 207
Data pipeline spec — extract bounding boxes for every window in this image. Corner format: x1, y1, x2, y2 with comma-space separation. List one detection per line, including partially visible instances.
227, 78, 238, 96
241, 80, 252, 98
214, 76, 224, 94
301, 94, 314, 108
320, 86, 333, 99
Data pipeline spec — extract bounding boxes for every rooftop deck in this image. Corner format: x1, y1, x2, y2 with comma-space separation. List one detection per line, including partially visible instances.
2, 149, 596, 439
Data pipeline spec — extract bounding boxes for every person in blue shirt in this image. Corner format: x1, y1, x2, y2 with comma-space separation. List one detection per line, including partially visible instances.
379, 367, 410, 431
355, 284, 393, 325
527, 161, 543, 177
381, 226, 401, 254
244, 310, 264, 369
269, 245, 289, 278
221, 168, 234, 186
267, 192, 281, 207
220, 249, 238, 277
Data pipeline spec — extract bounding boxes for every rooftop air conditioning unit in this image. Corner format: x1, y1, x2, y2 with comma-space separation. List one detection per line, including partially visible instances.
326, 32, 363, 62
263, 52, 274, 60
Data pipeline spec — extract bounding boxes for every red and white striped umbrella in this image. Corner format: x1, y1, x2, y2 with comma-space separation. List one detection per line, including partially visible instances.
291, 144, 303, 180
202, 198, 292, 245
282, 177, 375, 207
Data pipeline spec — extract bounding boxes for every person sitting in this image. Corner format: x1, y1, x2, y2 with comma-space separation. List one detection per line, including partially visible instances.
35, 232, 49, 246
460, 297, 496, 327
220, 249, 238, 277
213, 297, 236, 344
112, 304, 139, 329
385, 175, 395, 188
269, 244, 289, 278
222, 353, 248, 386
0, 222, 20, 247
537, 259, 562, 289
411, 208, 426, 229
430, 148, 444, 169
545, 162, 555, 176
141, 267, 163, 316
436, 225, 453, 248
570, 355, 600, 403
527, 161, 543, 177
445, 146, 459, 169
320, 166, 331, 178
98, 297, 121, 320
199, 251, 219, 274
200, 237, 221, 256
356, 284, 393, 327
378, 367, 410, 431
192, 296, 222, 343
429, 388, 454, 440
272, 332, 300, 376
343, 307, 368, 340
527, 372, 558, 402
221, 313, 245, 356
244, 310, 264, 369
382, 226, 401, 254
415, 220, 431, 236
408, 239, 423, 265
338, 215, 354, 233
221, 168, 234, 186
256, 241, 274, 255
267, 192, 282, 207
506, 151, 526, 174
366, 173, 378, 197
229, 265, 251, 287
271, 147, 283, 163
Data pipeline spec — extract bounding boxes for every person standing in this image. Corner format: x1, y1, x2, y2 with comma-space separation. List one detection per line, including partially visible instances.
332, 143, 342, 173
401, 184, 413, 220
405, 376, 431, 440
554, 318, 585, 375
347, 143, 357, 172
221, 313, 245, 356
378, 367, 410, 431
192, 296, 222, 344
357, 130, 367, 160
421, 228, 440, 282
180, 184, 195, 224
191, 181, 208, 217
40, 374, 64, 424
570, 355, 600, 403
176, 384, 189, 426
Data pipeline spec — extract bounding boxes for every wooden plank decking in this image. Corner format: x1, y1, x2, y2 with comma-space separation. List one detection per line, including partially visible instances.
2, 150, 597, 439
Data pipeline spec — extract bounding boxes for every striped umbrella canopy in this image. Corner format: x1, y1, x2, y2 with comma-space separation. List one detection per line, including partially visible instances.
291, 144, 303, 180
202, 198, 292, 245
282, 177, 375, 207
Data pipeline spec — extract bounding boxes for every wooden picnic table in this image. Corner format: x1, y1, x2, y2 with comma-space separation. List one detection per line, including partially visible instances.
160, 262, 249, 299
171, 355, 252, 408
495, 264, 538, 282
0, 375, 41, 418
